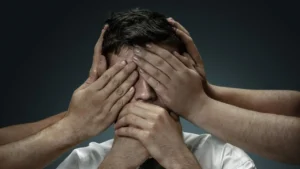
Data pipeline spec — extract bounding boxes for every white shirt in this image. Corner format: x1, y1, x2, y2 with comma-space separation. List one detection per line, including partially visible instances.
57, 132, 256, 169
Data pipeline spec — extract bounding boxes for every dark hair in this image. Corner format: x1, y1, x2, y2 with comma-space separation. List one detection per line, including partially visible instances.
102, 8, 186, 57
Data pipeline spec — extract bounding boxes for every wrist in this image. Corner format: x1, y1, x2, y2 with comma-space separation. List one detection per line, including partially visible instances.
187, 95, 216, 128
100, 149, 137, 169
164, 146, 200, 169
60, 116, 90, 143
205, 83, 222, 101
187, 90, 210, 121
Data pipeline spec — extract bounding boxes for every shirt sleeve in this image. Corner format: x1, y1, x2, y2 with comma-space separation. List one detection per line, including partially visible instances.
56, 141, 112, 169
56, 149, 82, 169
221, 143, 256, 169
236, 160, 256, 169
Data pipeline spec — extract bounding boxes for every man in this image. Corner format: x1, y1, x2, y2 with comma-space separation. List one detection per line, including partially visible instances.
1, 7, 298, 169
57, 9, 255, 169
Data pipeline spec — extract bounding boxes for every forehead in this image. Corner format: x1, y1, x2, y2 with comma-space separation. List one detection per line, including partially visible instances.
108, 45, 178, 66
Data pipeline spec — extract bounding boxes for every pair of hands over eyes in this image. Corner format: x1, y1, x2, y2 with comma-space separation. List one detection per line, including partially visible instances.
64, 18, 206, 168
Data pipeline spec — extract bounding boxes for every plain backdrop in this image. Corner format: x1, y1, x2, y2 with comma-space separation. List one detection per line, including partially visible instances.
0, 0, 299, 169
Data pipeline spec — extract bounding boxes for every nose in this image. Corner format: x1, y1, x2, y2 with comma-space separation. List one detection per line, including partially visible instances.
132, 72, 157, 102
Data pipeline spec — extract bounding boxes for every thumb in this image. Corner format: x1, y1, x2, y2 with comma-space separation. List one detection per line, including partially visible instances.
96, 54, 107, 77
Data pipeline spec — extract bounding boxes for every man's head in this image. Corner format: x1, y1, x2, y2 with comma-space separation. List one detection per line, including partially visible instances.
102, 8, 185, 107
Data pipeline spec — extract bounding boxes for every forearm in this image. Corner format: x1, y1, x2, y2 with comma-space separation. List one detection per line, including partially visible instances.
0, 112, 66, 145
189, 97, 300, 164
98, 149, 135, 169
206, 84, 300, 116
99, 137, 148, 169
167, 147, 202, 169
0, 116, 81, 169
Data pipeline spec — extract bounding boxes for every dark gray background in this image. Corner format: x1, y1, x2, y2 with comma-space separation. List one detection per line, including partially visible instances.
0, 0, 299, 169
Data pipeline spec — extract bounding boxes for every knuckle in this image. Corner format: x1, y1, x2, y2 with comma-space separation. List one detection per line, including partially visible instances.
123, 65, 132, 74
127, 127, 134, 134
154, 80, 160, 88
129, 114, 136, 122
143, 131, 151, 139
167, 67, 175, 76
102, 74, 111, 81
154, 113, 160, 121
112, 79, 121, 86
84, 88, 94, 96
149, 122, 155, 130
117, 99, 125, 108
124, 115, 130, 123
89, 69, 97, 76
156, 58, 165, 66
115, 87, 125, 96
154, 69, 161, 77
158, 108, 168, 117
166, 53, 173, 60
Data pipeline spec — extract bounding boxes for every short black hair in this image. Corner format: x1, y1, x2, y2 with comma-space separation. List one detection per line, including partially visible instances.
102, 8, 186, 57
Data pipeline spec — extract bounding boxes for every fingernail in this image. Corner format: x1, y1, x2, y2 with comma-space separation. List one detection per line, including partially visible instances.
129, 87, 134, 91
103, 24, 109, 30
133, 46, 143, 56
120, 60, 126, 65
146, 44, 152, 48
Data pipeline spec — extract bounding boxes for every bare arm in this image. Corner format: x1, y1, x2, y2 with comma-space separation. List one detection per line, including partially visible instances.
206, 84, 300, 117
0, 117, 80, 169
167, 19, 300, 164
188, 96, 300, 164
0, 112, 66, 145
98, 148, 135, 169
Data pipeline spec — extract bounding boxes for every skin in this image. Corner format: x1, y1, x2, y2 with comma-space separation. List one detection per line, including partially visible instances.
99, 104, 149, 169
0, 112, 65, 145
132, 17, 300, 164
114, 102, 201, 169
0, 25, 139, 169
98, 46, 201, 169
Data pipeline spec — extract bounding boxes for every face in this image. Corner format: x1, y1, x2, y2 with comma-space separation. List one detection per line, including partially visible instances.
108, 45, 178, 110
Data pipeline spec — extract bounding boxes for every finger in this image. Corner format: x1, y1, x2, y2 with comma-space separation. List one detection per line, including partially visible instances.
89, 60, 127, 90
132, 56, 170, 85
104, 71, 138, 108
133, 46, 175, 77
174, 28, 203, 65
108, 87, 135, 122
138, 69, 166, 95
100, 62, 137, 96
173, 51, 193, 69
143, 44, 185, 71
167, 18, 190, 35
91, 25, 109, 79
94, 24, 108, 55
78, 75, 97, 90
134, 102, 168, 116
118, 103, 158, 120
114, 114, 152, 130
115, 126, 147, 143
